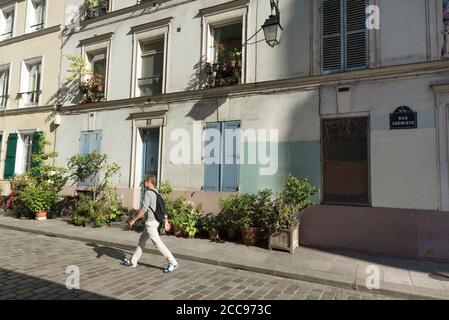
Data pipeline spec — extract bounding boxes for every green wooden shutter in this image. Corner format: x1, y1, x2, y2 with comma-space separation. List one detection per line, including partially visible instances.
4, 133, 18, 179
31, 131, 44, 168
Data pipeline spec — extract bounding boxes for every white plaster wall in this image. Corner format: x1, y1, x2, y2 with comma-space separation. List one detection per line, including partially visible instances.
320, 74, 444, 210
379, 0, 428, 66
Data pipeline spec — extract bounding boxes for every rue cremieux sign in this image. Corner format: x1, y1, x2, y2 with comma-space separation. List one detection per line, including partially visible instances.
389, 106, 418, 130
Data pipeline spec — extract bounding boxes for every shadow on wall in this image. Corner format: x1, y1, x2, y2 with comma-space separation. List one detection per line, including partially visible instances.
186, 96, 229, 121
0, 267, 113, 300
185, 57, 204, 91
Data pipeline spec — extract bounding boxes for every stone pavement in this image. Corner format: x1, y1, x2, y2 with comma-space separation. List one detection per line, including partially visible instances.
0, 215, 449, 299
0, 228, 393, 300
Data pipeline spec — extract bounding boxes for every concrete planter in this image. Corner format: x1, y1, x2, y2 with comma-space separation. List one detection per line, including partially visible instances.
269, 225, 299, 254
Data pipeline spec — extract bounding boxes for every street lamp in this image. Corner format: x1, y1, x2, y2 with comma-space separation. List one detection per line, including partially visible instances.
262, 0, 283, 47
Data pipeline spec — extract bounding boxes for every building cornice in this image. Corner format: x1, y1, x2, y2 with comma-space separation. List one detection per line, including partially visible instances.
79, 32, 114, 46
78, 0, 192, 29
0, 105, 55, 117
60, 59, 449, 114
130, 17, 173, 33
199, 0, 250, 16
431, 83, 449, 94
0, 25, 62, 48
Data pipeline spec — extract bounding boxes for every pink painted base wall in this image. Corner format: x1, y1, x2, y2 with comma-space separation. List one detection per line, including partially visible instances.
299, 205, 449, 262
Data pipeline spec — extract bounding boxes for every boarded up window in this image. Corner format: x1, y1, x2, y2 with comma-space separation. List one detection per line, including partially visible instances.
322, 117, 369, 205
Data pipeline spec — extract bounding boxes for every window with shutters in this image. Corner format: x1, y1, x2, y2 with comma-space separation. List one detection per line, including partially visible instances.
0, 5, 15, 41
79, 131, 102, 155
204, 121, 240, 192
26, 0, 46, 33
321, 0, 368, 73
19, 58, 42, 107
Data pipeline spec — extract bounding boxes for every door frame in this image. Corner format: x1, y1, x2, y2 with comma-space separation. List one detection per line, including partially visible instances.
320, 114, 371, 206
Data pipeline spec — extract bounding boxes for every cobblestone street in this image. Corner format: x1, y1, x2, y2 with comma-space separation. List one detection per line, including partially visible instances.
0, 229, 396, 300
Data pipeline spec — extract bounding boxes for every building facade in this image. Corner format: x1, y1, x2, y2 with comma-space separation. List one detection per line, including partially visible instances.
49, 0, 449, 260
0, 0, 65, 196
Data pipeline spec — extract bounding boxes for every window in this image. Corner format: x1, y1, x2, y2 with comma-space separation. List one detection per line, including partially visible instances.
321, 0, 368, 73
21, 133, 33, 173
0, 5, 14, 40
19, 59, 42, 107
322, 117, 369, 205
204, 121, 240, 192
27, 0, 46, 33
137, 39, 164, 97
205, 21, 243, 88
85, 0, 111, 20
86, 49, 107, 101
0, 66, 9, 108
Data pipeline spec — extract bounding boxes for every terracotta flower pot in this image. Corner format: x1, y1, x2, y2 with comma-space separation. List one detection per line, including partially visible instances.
173, 225, 183, 237
240, 227, 259, 246
35, 211, 48, 221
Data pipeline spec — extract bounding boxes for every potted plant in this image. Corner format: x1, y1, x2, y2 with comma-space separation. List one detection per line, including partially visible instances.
202, 214, 222, 241
268, 175, 319, 253
19, 184, 57, 221
220, 193, 259, 246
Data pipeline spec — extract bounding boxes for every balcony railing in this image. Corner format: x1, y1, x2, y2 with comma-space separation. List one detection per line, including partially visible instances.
0, 31, 12, 41
29, 22, 44, 32
18, 90, 41, 106
84, 4, 109, 20
138, 75, 162, 96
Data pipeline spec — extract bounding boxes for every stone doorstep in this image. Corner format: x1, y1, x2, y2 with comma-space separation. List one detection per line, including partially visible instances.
0, 219, 447, 300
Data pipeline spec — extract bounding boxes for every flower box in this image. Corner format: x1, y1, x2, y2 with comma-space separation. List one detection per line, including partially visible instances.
268, 224, 299, 254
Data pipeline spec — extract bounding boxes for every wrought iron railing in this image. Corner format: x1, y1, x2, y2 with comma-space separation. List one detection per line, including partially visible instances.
18, 90, 41, 106
84, 4, 109, 20
138, 75, 162, 96
0, 31, 12, 40
29, 22, 44, 31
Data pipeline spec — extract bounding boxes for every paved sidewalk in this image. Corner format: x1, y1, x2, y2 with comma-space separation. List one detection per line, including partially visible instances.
1, 215, 449, 300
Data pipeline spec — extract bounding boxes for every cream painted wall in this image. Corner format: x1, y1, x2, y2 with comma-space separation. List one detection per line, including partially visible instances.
0, 30, 62, 108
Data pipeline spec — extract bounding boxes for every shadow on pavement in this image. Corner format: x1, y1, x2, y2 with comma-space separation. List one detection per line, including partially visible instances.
85, 243, 165, 271
0, 268, 113, 300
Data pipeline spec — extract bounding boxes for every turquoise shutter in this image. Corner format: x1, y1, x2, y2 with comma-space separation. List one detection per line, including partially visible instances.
4, 133, 18, 179
204, 123, 221, 191
89, 130, 102, 153
79, 132, 90, 155
31, 131, 43, 168
322, 0, 343, 73
221, 121, 240, 192
345, 0, 368, 70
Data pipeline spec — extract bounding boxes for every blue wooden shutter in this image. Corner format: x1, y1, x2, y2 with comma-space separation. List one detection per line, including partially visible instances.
89, 130, 102, 153
322, 0, 343, 73
204, 122, 221, 191
79, 132, 90, 155
345, 0, 368, 70
4, 133, 18, 179
221, 121, 240, 192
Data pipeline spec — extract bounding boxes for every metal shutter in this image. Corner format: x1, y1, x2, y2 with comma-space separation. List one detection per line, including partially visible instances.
345, 0, 368, 70
322, 0, 343, 73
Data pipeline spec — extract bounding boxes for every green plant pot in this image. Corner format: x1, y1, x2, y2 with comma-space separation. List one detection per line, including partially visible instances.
226, 227, 238, 240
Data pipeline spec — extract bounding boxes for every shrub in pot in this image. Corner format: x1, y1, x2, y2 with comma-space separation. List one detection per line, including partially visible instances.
219, 193, 259, 246
19, 184, 57, 221
268, 175, 319, 253
201, 214, 222, 241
